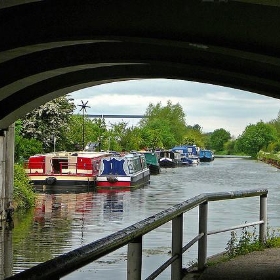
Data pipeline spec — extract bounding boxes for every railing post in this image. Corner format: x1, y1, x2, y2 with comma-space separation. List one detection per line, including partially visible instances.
171, 213, 183, 280
259, 193, 267, 243
198, 201, 208, 271
127, 236, 142, 280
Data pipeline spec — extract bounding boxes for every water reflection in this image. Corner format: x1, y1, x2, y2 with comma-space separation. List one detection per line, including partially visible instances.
0, 225, 13, 280
102, 191, 125, 221
34, 192, 95, 224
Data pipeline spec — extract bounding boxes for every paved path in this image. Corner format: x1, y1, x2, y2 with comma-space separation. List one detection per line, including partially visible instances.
183, 248, 280, 280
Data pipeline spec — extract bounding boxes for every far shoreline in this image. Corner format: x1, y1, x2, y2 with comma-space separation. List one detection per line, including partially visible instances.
214, 155, 251, 159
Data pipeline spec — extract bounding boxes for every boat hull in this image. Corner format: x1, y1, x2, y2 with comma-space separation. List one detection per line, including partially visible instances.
159, 159, 176, 168
96, 169, 150, 189
148, 163, 161, 175
29, 175, 95, 193
28, 174, 95, 185
199, 157, 213, 162
28, 174, 96, 192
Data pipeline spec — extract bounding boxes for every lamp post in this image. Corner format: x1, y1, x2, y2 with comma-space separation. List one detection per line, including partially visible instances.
78, 100, 90, 150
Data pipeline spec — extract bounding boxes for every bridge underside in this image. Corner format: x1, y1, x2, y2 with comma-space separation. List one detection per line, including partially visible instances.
1, 0, 280, 130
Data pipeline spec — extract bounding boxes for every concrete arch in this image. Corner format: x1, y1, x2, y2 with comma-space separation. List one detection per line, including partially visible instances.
1, 1, 280, 130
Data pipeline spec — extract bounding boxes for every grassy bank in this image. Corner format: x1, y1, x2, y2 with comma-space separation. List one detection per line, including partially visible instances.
13, 163, 35, 210
257, 150, 280, 169
186, 225, 280, 272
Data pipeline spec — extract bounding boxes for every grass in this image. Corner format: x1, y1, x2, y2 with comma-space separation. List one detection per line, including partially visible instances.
187, 225, 280, 270
204, 225, 280, 269
225, 225, 280, 259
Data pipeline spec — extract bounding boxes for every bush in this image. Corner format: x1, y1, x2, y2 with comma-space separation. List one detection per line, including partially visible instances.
13, 163, 35, 210
225, 225, 280, 259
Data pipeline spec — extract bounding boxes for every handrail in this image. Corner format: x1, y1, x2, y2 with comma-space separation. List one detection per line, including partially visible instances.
5, 189, 268, 280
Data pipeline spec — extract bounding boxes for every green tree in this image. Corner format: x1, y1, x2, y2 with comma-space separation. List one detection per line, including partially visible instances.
106, 121, 130, 151
224, 139, 236, 155
235, 121, 277, 158
120, 126, 144, 151
20, 95, 75, 152
266, 141, 280, 153
139, 124, 165, 149
209, 128, 231, 152
63, 115, 106, 151
139, 100, 187, 148
268, 110, 280, 137
14, 120, 42, 163
184, 124, 205, 147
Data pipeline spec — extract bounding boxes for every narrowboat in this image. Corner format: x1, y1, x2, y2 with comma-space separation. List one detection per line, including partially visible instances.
156, 150, 181, 168
172, 145, 200, 165
25, 151, 111, 191
95, 153, 150, 189
199, 149, 214, 162
140, 151, 161, 175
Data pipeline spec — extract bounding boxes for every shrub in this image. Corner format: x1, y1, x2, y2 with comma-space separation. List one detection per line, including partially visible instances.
225, 225, 280, 259
13, 163, 35, 210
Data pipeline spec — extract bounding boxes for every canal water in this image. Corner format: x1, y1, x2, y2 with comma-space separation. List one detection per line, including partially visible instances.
6, 158, 280, 279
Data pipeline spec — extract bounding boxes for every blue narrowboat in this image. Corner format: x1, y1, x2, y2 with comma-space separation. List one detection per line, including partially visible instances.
172, 145, 200, 165
199, 150, 214, 162
96, 153, 150, 189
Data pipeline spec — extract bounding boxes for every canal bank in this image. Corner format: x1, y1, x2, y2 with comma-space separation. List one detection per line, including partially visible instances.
183, 248, 280, 280
214, 155, 251, 158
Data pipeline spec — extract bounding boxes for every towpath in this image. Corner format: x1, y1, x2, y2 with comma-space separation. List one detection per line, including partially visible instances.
183, 247, 280, 280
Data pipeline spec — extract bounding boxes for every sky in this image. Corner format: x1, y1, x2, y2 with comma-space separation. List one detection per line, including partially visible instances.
69, 79, 280, 138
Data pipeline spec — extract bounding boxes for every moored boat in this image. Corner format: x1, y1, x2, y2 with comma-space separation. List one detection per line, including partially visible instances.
95, 152, 150, 189
172, 145, 200, 166
25, 151, 111, 191
140, 151, 161, 175
199, 149, 214, 162
156, 150, 181, 168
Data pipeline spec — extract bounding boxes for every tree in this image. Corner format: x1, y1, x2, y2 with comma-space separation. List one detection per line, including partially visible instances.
184, 124, 205, 147
208, 128, 231, 152
224, 139, 237, 155
268, 110, 280, 139
63, 115, 106, 151
20, 95, 75, 152
14, 120, 42, 163
235, 121, 277, 158
120, 126, 144, 151
139, 100, 187, 148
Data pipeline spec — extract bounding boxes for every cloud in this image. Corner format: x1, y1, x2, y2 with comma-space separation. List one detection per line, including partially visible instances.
70, 79, 280, 137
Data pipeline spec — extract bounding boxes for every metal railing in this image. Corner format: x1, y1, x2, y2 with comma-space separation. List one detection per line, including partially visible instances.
5, 189, 268, 280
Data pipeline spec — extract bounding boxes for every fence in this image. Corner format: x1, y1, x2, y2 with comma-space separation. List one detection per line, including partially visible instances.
5, 189, 268, 280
